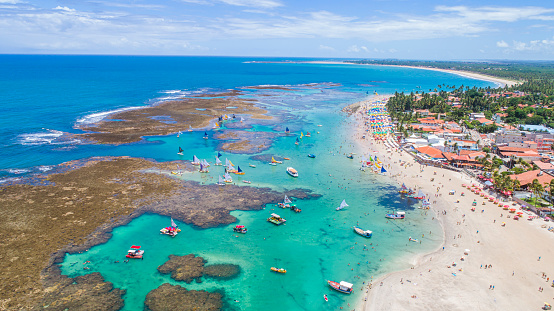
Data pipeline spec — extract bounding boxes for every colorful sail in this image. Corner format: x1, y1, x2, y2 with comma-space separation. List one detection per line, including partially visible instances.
171, 218, 178, 228
237, 166, 243, 173
284, 195, 292, 204
217, 151, 222, 158
300, 132, 303, 139
381, 166, 387, 173
215, 157, 222, 165
285, 127, 290, 133
178, 146, 184, 154
192, 155, 200, 164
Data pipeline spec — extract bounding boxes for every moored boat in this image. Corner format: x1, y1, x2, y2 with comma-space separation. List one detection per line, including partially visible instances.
307, 154, 316, 158
243, 180, 251, 184
286, 167, 298, 177
224, 172, 233, 183
177, 146, 184, 155
271, 156, 282, 164
270, 267, 286, 273
234, 166, 245, 175
233, 225, 247, 233
126, 245, 144, 259
192, 155, 201, 165
203, 131, 209, 139
160, 218, 181, 237
353, 226, 372, 238
327, 280, 353, 294
385, 211, 405, 219
267, 213, 286, 225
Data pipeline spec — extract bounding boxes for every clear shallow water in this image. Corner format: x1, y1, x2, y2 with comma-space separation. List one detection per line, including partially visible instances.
0, 56, 495, 309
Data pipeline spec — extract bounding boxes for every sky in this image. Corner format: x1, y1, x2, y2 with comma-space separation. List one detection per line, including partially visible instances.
1, 0, 554, 60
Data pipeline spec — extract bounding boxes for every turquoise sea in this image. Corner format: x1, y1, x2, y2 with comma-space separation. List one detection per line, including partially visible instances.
0, 56, 496, 310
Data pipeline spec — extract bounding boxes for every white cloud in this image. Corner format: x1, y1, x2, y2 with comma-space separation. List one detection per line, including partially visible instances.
347, 45, 368, 53
53, 6, 76, 12
512, 37, 554, 51
180, 0, 281, 8
0, 0, 20, 3
319, 44, 334, 51
496, 40, 509, 47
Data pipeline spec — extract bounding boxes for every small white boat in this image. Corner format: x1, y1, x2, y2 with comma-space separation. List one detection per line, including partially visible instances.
217, 175, 226, 186
286, 167, 298, 177
353, 226, 372, 238
249, 164, 256, 168
336, 199, 348, 211
243, 180, 251, 184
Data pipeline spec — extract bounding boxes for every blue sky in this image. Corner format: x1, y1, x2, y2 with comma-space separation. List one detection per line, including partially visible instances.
1, 0, 554, 60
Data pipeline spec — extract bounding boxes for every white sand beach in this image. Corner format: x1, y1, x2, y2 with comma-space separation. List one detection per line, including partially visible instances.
349, 99, 554, 311
305, 61, 520, 88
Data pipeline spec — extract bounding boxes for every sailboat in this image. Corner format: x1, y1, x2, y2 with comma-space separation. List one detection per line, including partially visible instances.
306, 131, 311, 137
201, 159, 210, 167
199, 163, 209, 173
212, 122, 219, 129
336, 199, 348, 211
240, 116, 244, 123
177, 131, 181, 138
234, 166, 245, 175
160, 218, 181, 237
279, 195, 292, 208
192, 155, 201, 165
285, 127, 290, 134
380, 166, 387, 174
188, 125, 193, 132
224, 172, 233, 183
413, 189, 425, 200
217, 175, 225, 186
300, 132, 304, 139
295, 137, 299, 145
214, 156, 222, 166
177, 146, 184, 155
271, 157, 282, 164
217, 151, 222, 158
171, 165, 182, 175
203, 131, 209, 139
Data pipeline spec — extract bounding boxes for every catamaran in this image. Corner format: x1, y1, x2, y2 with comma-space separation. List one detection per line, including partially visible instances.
278, 195, 292, 208
233, 225, 247, 233
286, 167, 298, 177
126, 245, 144, 259
203, 131, 209, 139
285, 127, 290, 134
295, 137, 300, 145
306, 131, 311, 137
188, 125, 193, 132
240, 116, 244, 123
336, 199, 348, 211
201, 159, 210, 167
267, 213, 286, 225
192, 155, 201, 165
177, 146, 184, 155
217, 175, 226, 186
212, 122, 219, 129
160, 218, 181, 237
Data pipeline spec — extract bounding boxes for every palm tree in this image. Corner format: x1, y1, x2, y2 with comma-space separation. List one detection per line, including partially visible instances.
530, 178, 544, 204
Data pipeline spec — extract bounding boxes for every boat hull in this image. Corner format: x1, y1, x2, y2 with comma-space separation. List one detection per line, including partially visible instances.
327, 281, 352, 294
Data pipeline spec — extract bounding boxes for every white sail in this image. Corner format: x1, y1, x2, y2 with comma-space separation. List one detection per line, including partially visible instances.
192, 155, 200, 164
202, 159, 210, 167
171, 218, 178, 228
215, 157, 222, 165
417, 189, 425, 198
284, 195, 292, 204
224, 172, 232, 182
225, 158, 230, 167
240, 116, 244, 122
218, 175, 225, 185
228, 164, 235, 171
336, 199, 348, 211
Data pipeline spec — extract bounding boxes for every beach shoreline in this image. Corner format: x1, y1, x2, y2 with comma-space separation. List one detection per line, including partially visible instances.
303, 60, 520, 88
349, 99, 554, 311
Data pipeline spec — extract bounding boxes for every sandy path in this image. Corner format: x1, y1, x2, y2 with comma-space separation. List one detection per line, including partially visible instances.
347, 100, 554, 311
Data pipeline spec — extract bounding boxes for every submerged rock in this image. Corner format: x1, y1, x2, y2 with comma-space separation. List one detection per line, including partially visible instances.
40, 272, 124, 311
144, 283, 222, 311
157, 254, 206, 283
204, 264, 241, 280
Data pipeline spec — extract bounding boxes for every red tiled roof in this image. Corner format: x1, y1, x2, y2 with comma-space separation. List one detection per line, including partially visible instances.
509, 170, 554, 186
415, 146, 444, 159
533, 161, 554, 170
498, 146, 538, 153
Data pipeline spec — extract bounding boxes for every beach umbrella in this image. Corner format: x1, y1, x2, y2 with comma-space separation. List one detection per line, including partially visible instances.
517, 212, 523, 215
504, 205, 509, 208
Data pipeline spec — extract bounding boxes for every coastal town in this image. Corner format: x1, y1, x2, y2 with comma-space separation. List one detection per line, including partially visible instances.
353, 75, 554, 310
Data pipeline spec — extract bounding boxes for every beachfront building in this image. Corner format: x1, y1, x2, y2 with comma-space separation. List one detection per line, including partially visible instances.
497, 146, 543, 162
509, 169, 554, 191
414, 146, 445, 161
469, 113, 485, 121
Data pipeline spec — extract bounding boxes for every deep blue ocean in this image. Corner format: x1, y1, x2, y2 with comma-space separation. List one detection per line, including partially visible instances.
0, 55, 496, 310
